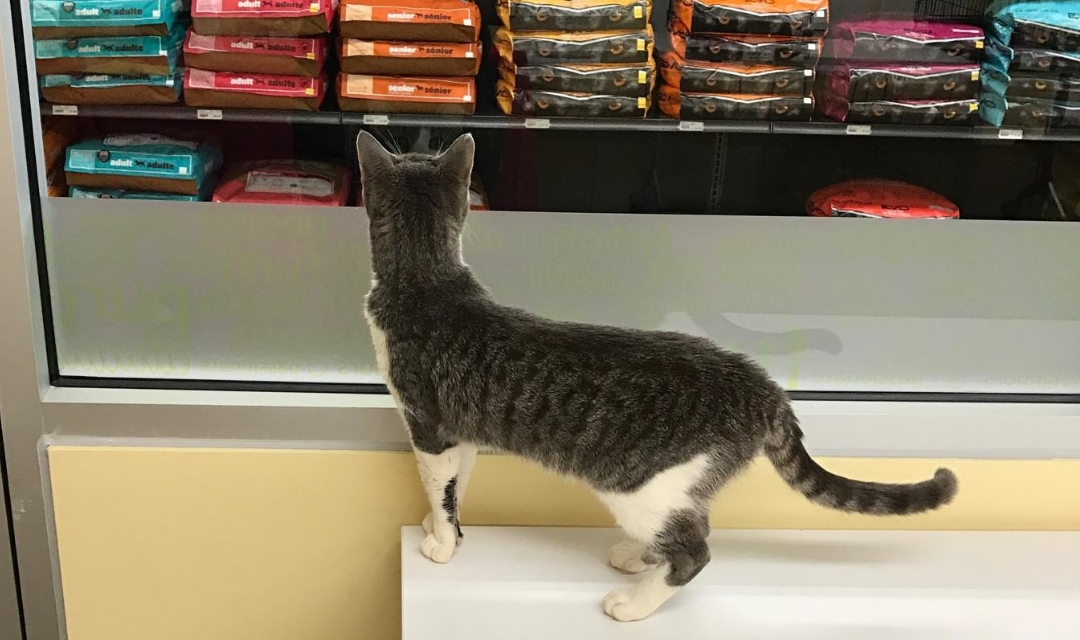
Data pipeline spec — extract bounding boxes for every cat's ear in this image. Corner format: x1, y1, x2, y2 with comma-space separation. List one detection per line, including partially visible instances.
438, 133, 475, 183
355, 130, 394, 181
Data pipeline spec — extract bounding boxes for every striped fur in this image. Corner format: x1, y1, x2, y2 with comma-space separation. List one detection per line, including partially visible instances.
356, 131, 959, 621
764, 406, 957, 516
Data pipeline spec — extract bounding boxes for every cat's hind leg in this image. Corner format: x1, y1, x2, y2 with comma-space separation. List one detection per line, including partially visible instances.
414, 442, 475, 564
597, 454, 713, 622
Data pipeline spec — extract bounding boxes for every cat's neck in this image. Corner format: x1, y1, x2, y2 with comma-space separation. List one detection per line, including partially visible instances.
369, 235, 475, 291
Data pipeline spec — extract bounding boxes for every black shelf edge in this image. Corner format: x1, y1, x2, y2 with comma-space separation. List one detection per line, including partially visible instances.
40, 102, 1080, 140
50, 375, 1080, 403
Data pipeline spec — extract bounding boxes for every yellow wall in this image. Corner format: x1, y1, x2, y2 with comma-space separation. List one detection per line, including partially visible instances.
49, 446, 1080, 640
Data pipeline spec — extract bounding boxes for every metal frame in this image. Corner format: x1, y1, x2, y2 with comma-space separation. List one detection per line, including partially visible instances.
1, 444, 25, 640
38, 103, 1080, 141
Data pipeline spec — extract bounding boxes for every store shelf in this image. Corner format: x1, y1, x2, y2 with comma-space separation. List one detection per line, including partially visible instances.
403, 527, 1080, 640
41, 102, 1080, 141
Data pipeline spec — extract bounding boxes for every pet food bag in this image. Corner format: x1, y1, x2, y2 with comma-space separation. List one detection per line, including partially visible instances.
183, 33, 328, 77
658, 84, 812, 120
39, 72, 182, 104
339, 0, 481, 42
822, 63, 980, 102
659, 51, 813, 95
64, 134, 224, 196
987, 0, 1080, 51
212, 159, 351, 206
824, 20, 984, 64
192, 0, 338, 36
807, 179, 960, 218
669, 29, 821, 66
340, 39, 481, 76
670, 0, 828, 37
337, 74, 477, 114
34, 27, 184, 75
818, 91, 979, 125
31, 0, 184, 38
183, 69, 329, 111
496, 0, 652, 32
68, 186, 209, 200
496, 80, 650, 117
498, 58, 655, 97
494, 27, 654, 65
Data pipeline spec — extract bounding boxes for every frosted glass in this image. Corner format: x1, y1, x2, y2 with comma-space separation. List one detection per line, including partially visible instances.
43, 198, 1080, 392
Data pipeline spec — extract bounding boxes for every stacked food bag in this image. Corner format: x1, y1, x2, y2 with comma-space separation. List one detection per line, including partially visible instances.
494, 0, 655, 118
64, 133, 223, 201
817, 19, 984, 125
981, 1, 1080, 128
32, 0, 185, 104
337, 0, 480, 114
184, 0, 335, 111
659, 0, 825, 121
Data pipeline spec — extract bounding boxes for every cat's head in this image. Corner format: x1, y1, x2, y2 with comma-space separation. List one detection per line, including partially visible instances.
355, 130, 475, 249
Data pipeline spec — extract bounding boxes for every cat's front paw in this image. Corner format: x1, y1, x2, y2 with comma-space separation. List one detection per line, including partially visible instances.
422, 513, 464, 545
602, 587, 658, 622
420, 532, 458, 564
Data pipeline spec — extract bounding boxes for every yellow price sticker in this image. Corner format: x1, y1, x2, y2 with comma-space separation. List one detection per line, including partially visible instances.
305, 87, 315, 95
638, 70, 647, 84
976, 40, 985, 49
636, 39, 645, 51
637, 97, 647, 109
633, 6, 643, 18
968, 103, 979, 112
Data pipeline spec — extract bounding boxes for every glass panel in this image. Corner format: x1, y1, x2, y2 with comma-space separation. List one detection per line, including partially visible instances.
6, 0, 1079, 392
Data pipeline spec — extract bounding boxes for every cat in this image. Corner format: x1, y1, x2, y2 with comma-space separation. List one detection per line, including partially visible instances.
355, 131, 958, 622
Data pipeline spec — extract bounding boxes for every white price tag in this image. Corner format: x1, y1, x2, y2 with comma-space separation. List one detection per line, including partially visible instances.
51, 104, 78, 116
678, 121, 705, 132
846, 124, 872, 136
998, 128, 1023, 140
524, 118, 551, 129
363, 114, 391, 125
196, 109, 223, 120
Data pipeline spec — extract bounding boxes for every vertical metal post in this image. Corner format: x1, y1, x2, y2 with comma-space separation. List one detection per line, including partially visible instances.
0, 443, 25, 640
707, 132, 728, 213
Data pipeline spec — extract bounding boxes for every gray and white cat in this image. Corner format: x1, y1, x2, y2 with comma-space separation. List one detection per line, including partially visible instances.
356, 131, 958, 622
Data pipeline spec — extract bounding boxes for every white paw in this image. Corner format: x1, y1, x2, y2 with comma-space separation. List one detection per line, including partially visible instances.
420, 532, 458, 563
608, 541, 655, 574
602, 587, 657, 622
422, 513, 463, 546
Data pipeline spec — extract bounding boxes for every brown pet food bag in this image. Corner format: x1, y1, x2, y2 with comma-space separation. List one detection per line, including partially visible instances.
338, 73, 476, 114
339, 0, 481, 42
339, 39, 480, 76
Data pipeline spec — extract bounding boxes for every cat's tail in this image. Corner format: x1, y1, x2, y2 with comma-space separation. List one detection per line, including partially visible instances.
764, 405, 957, 516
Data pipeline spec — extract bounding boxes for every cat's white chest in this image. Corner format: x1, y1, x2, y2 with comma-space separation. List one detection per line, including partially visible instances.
365, 286, 405, 410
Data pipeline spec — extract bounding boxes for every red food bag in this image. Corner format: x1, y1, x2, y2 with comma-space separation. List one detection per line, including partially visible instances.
212, 159, 351, 206
807, 179, 959, 218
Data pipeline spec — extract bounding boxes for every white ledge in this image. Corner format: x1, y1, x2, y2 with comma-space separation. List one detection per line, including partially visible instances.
403, 527, 1080, 639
